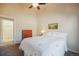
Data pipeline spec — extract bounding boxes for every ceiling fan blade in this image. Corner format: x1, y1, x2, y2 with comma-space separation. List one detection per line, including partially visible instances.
29, 5, 33, 8
39, 3, 46, 5
37, 6, 40, 10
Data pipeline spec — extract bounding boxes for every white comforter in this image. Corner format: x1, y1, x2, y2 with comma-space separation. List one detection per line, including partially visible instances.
19, 32, 68, 56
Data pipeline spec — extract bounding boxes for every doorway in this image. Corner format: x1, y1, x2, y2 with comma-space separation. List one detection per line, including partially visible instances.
0, 17, 13, 43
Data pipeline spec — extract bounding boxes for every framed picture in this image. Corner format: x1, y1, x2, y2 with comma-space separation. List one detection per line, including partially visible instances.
48, 23, 58, 29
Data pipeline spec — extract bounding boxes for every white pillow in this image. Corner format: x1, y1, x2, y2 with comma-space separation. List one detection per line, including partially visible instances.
43, 31, 53, 37
43, 31, 68, 39
52, 32, 68, 39
43, 31, 57, 36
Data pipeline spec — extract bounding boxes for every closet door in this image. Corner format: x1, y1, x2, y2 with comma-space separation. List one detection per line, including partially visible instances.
1, 19, 13, 43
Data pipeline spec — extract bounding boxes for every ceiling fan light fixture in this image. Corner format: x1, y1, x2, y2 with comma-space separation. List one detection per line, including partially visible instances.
32, 3, 38, 7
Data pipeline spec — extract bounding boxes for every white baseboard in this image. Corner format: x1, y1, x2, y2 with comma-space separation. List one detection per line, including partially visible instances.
68, 48, 79, 54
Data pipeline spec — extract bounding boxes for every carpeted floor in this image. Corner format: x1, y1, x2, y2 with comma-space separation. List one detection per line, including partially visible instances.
65, 51, 79, 56
0, 44, 79, 56
0, 44, 23, 56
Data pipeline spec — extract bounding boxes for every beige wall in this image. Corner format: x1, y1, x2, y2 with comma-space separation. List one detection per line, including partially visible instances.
37, 4, 79, 53
0, 4, 37, 43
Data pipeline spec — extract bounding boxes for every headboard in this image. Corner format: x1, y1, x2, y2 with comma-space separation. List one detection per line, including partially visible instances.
22, 30, 32, 39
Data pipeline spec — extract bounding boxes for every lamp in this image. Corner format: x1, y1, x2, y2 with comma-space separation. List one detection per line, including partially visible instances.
41, 29, 45, 35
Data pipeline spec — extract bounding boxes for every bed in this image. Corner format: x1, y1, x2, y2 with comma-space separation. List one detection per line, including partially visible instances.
19, 30, 68, 56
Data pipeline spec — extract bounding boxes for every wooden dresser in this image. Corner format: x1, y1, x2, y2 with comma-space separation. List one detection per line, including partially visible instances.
22, 30, 32, 39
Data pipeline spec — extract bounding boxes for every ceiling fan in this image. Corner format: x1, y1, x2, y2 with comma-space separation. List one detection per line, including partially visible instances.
29, 3, 46, 10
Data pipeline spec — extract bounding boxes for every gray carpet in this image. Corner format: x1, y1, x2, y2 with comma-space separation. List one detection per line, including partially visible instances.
0, 44, 79, 56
